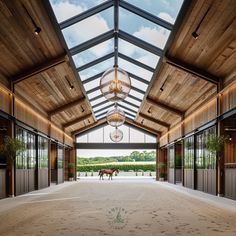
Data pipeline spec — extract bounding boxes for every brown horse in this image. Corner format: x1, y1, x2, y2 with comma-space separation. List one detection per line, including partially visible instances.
99, 168, 119, 180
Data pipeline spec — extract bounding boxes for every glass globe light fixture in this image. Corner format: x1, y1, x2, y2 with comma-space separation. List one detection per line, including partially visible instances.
100, 66, 131, 102
110, 127, 123, 143
106, 106, 125, 127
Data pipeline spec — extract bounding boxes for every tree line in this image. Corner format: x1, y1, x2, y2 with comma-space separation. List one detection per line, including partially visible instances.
77, 150, 155, 165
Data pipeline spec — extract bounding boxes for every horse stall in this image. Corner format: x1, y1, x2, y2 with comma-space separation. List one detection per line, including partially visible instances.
184, 135, 194, 189
195, 126, 217, 195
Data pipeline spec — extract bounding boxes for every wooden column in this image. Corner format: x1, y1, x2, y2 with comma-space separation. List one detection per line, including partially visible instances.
7, 82, 15, 197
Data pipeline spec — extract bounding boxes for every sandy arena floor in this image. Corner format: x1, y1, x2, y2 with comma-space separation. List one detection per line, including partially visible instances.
0, 178, 236, 236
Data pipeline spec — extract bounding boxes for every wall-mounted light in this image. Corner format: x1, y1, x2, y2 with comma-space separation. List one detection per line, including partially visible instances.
148, 107, 152, 114
229, 134, 232, 141
22, 4, 42, 36
65, 76, 74, 90
88, 119, 90, 124
141, 119, 144, 125
81, 105, 85, 113
192, 6, 211, 40
160, 78, 168, 92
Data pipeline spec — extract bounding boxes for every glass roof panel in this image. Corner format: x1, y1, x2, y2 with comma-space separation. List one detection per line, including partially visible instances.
72, 39, 114, 68
50, 0, 108, 23
90, 96, 106, 106
62, 7, 113, 49
96, 113, 106, 120
79, 57, 114, 80
126, 114, 135, 120
129, 89, 145, 99
119, 39, 159, 68
83, 78, 100, 91
125, 96, 141, 106
93, 101, 114, 112
118, 58, 153, 82
118, 106, 136, 116
123, 0, 183, 24
95, 109, 109, 117
119, 8, 170, 49
130, 77, 148, 91
87, 90, 102, 100
118, 101, 139, 112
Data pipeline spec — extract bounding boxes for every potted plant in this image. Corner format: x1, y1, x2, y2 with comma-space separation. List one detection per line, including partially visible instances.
68, 172, 74, 181
159, 172, 165, 181
68, 162, 75, 181
206, 135, 228, 156
0, 136, 25, 197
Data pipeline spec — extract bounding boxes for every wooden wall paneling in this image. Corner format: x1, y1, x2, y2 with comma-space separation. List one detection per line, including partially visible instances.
222, 83, 236, 114
14, 98, 48, 134
50, 124, 64, 143
184, 98, 217, 134
0, 87, 10, 114
159, 134, 168, 147
169, 125, 182, 143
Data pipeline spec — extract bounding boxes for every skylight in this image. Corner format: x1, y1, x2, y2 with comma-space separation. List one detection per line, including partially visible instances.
50, 0, 184, 121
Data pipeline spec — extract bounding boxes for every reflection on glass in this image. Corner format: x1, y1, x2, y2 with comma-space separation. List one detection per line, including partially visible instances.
120, 8, 170, 49
83, 78, 100, 91
72, 39, 114, 68
50, 0, 108, 23
123, 0, 183, 24
62, 8, 113, 48
79, 57, 114, 80
119, 39, 159, 68
118, 58, 153, 82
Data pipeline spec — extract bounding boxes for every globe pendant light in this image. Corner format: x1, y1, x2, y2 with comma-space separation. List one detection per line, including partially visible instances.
100, 66, 131, 102
106, 105, 125, 127
110, 127, 123, 142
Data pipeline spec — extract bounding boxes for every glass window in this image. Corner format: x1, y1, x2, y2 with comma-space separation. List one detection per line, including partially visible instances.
50, 0, 108, 23
88, 128, 103, 143
125, 96, 141, 106
83, 78, 100, 91
72, 39, 114, 68
58, 146, 64, 169
130, 77, 149, 91
38, 136, 48, 169
119, 8, 170, 49
145, 134, 156, 143
62, 8, 113, 49
184, 136, 194, 169
129, 127, 144, 143
79, 57, 114, 81
119, 39, 159, 68
93, 101, 113, 112
77, 134, 88, 143
118, 57, 153, 82
118, 101, 138, 112
168, 145, 175, 168
123, 0, 183, 24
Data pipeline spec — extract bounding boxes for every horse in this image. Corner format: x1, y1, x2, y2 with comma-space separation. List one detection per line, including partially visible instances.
99, 168, 119, 180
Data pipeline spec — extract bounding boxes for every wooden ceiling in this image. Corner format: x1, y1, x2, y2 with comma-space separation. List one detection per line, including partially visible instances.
0, 0, 94, 135
0, 0, 235, 137
137, 0, 236, 134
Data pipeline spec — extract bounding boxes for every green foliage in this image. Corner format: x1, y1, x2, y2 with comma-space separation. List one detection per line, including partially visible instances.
0, 136, 25, 161
159, 172, 165, 178
68, 172, 74, 178
77, 151, 156, 165
149, 172, 152, 176
206, 135, 227, 155
68, 163, 75, 169
77, 163, 155, 172
175, 154, 182, 167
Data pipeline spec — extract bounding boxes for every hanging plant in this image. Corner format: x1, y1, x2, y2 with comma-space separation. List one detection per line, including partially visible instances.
0, 136, 25, 161
206, 135, 228, 155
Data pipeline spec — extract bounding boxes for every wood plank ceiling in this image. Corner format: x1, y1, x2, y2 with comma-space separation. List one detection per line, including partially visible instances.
137, 0, 236, 134
0, 0, 94, 135
0, 0, 235, 137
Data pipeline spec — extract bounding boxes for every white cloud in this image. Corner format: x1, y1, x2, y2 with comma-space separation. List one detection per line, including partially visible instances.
134, 26, 170, 49
51, 1, 85, 22
158, 12, 175, 24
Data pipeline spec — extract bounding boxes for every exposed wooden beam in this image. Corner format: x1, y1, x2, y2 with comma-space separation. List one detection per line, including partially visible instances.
63, 113, 92, 128
12, 54, 67, 84
164, 56, 220, 85
72, 118, 106, 136
49, 97, 86, 116
146, 97, 184, 117
126, 118, 161, 136
139, 113, 170, 128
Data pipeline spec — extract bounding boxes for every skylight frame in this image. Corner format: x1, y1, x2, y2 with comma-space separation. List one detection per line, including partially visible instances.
49, 0, 183, 122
